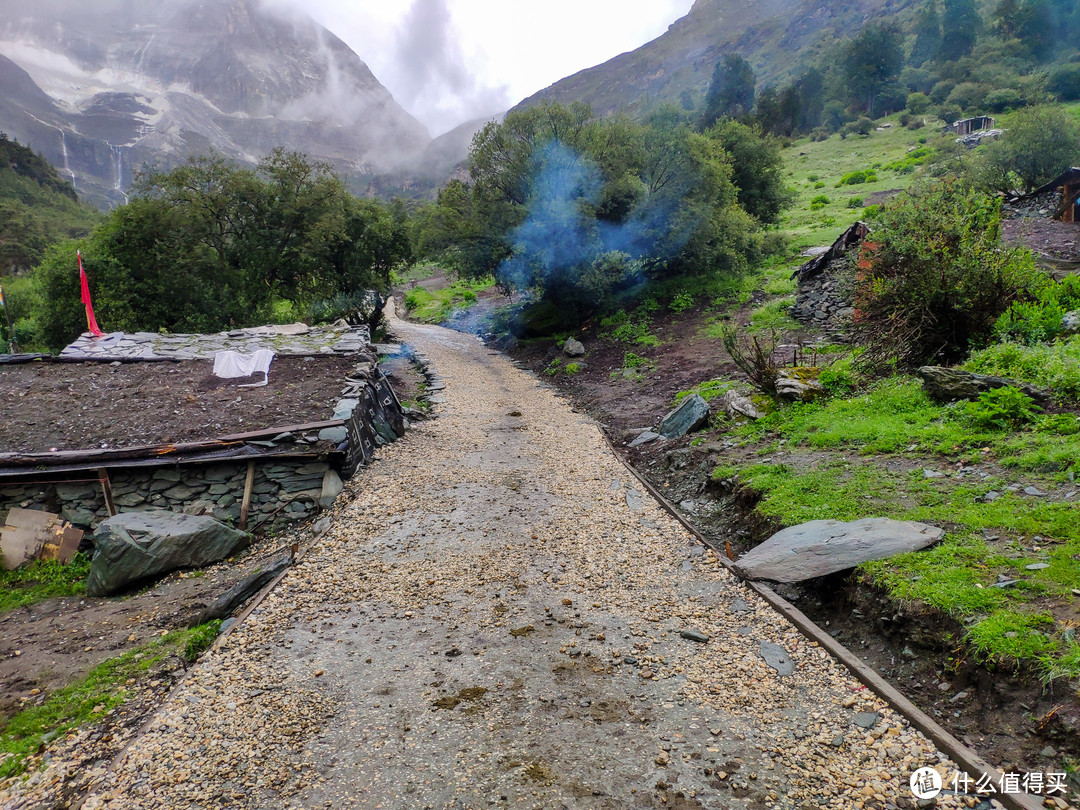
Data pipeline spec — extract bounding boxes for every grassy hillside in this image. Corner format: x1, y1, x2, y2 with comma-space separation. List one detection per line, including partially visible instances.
0, 134, 100, 277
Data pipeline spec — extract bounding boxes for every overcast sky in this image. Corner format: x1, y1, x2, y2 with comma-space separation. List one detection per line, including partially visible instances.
290, 0, 695, 137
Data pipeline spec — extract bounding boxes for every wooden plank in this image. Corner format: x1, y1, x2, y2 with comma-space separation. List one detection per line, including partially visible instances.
97, 468, 117, 517
0, 420, 346, 468
239, 460, 256, 531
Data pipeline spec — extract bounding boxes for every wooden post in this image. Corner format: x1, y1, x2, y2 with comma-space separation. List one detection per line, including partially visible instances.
239, 460, 256, 530
97, 468, 117, 517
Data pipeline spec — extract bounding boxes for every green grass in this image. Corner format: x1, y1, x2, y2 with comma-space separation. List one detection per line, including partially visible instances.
403, 276, 494, 323
748, 296, 798, 334
964, 336, 1080, 403
0, 623, 221, 778
0, 556, 91, 615
780, 116, 946, 251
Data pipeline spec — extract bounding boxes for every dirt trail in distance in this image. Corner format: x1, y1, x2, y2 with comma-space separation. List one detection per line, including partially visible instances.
73, 314, 969, 810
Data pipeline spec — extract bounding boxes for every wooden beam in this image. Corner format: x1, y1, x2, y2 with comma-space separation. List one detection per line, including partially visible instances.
0, 420, 345, 468
97, 468, 117, 517
238, 460, 256, 531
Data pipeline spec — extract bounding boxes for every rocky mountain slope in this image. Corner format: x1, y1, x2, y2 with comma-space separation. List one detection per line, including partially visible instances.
514, 0, 917, 117
0, 0, 431, 207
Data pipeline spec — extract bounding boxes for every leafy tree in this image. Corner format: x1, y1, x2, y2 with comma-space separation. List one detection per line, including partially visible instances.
704, 119, 791, 224
910, 0, 942, 66
421, 102, 778, 319
33, 150, 409, 349
973, 105, 1080, 192
938, 0, 981, 61
854, 180, 1043, 368
700, 54, 756, 129
842, 23, 904, 114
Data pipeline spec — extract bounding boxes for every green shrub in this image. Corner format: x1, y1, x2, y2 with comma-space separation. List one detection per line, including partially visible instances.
623, 351, 649, 369
906, 92, 931, 115
809, 195, 830, 210
846, 198, 864, 209
565, 362, 582, 374
669, 290, 694, 313
814, 181, 826, 189
601, 310, 660, 346
817, 355, 859, 396
964, 337, 1080, 402
994, 274, 1080, 344
852, 181, 1044, 368
836, 170, 878, 187
963, 387, 1041, 430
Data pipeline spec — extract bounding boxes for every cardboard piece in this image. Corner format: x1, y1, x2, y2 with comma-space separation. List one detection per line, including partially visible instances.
1, 508, 84, 569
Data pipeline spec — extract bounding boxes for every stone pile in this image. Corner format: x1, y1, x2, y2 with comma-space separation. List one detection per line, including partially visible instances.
791, 272, 854, 331
1004, 190, 1060, 219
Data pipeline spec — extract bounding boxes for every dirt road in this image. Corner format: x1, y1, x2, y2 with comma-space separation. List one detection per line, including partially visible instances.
80, 316, 966, 809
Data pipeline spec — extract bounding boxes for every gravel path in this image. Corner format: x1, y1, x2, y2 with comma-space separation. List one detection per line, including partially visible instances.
80, 317, 970, 810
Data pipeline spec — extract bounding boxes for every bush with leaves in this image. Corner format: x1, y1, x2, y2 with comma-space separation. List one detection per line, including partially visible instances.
972, 106, 1080, 193
994, 274, 1080, 344
963, 386, 1041, 430
853, 180, 1044, 369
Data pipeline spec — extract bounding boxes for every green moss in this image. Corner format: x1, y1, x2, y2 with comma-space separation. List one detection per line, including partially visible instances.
0, 623, 220, 778
0, 556, 91, 615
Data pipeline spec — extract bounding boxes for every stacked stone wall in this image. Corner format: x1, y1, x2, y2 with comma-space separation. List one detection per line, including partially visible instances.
0, 460, 338, 534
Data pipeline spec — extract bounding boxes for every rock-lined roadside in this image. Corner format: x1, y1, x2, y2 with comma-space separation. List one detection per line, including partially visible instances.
27, 318, 981, 809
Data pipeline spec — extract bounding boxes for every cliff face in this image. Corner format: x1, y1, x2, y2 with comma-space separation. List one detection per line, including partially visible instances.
512, 0, 913, 117
0, 0, 431, 207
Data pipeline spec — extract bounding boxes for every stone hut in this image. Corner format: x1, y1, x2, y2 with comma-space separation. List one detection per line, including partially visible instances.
790, 221, 868, 331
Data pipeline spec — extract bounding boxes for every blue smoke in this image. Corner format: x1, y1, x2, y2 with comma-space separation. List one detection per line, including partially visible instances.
499, 139, 699, 299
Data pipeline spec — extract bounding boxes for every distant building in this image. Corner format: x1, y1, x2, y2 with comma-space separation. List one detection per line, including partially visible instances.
949, 116, 996, 136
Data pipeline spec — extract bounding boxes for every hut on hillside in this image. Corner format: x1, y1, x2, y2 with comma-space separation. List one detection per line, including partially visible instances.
950, 116, 996, 136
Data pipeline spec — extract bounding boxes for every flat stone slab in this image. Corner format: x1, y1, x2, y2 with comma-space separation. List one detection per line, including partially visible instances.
735, 518, 945, 583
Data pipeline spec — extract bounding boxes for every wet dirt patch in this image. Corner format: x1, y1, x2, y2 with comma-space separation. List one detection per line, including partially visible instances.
0, 355, 356, 452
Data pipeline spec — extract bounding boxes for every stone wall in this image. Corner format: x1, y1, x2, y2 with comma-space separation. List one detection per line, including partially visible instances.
0, 460, 342, 534
791, 271, 855, 332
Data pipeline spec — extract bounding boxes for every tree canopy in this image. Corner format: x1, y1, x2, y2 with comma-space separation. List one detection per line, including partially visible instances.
34, 150, 411, 350
415, 102, 785, 319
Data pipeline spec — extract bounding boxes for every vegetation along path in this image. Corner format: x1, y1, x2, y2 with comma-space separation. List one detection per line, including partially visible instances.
81, 315, 968, 809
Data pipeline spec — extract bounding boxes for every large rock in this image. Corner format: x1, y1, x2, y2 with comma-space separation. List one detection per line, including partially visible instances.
719, 391, 765, 420
735, 518, 944, 583
1062, 311, 1080, 336
658, 394, 710, 439
563, 338, 586, 357
87, 511, 251, 596
916, 366, 1048, 403
775, 368, 825, 402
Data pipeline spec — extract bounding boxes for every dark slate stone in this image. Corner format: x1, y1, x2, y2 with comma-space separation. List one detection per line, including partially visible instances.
87, 510, 250, 596
735, 518, 945, 583
759, 641, 794, 676
680, 629, 711, 644
917, 366, 1048, 403
853, 712, 880, 729
658, 394, 710, 439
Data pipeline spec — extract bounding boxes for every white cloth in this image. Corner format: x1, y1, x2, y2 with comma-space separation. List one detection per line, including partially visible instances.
213, 349, 275, 387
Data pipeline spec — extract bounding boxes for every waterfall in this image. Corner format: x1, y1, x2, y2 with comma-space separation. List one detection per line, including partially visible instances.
58, 128, 78, 191
109, 143, 130, 205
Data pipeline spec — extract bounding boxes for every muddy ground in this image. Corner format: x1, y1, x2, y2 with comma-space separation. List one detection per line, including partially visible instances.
0, 355, 356, 453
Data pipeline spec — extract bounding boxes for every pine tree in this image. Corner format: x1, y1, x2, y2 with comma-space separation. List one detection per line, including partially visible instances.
938, 0, 981, 61
700, 54, 756, 129
910, 0, 942, 66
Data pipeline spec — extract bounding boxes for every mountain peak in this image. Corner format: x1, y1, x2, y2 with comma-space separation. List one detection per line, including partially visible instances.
0, 0, 430, 207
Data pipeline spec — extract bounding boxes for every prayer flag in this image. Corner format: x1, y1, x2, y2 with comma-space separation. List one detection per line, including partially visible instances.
77, 250, 103, 337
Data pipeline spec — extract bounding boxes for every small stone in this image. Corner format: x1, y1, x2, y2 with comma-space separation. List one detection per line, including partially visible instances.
679, 629, 710, 644
1025, 563, 1050, 571
654, 750, 669, 766
1040, 746, 1057, 758
852, 712, 879, 729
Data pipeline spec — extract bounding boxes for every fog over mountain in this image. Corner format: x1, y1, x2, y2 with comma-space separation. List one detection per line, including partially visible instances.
0, 0, 431, 207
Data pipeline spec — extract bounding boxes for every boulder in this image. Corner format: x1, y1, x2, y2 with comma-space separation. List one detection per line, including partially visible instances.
735, 518, 944, 583
1062, 311, 1080, 336
775, 368, 825, 402
658, 394, 710, 439
719, 391, 765, 420
87, 510, 251, 596
563, 338, 586, 357
917, 366, 1048, 403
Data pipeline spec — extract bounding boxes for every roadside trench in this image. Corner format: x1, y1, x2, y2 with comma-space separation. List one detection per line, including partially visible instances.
81, 317, 974, 810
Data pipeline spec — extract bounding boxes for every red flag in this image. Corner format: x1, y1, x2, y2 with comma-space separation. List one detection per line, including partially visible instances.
77, 250, 103, 337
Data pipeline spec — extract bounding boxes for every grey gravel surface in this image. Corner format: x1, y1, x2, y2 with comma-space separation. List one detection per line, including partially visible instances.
62, 315, 975, 809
